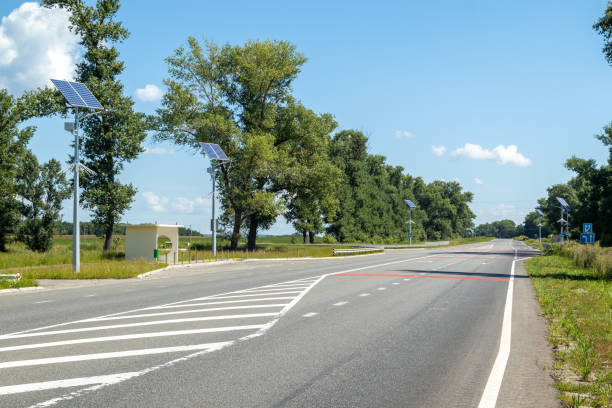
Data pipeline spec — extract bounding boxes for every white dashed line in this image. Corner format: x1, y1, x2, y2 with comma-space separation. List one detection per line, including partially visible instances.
302, 312, 318, 317
34, 300, 53, 304
333, 301, 348, 306
392, 282, 400, 285
359, 293, 370, 297
377, 287, 386, 291
403, 278, 411, 281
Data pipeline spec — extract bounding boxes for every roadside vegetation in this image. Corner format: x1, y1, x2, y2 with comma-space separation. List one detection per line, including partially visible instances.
525, 243, 611, 407
385, 236, 493, 249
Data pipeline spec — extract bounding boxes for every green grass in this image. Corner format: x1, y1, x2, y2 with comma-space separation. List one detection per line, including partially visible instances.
19, 260, 167, 280
525, 252, 612, 407
0, 277, 38, 289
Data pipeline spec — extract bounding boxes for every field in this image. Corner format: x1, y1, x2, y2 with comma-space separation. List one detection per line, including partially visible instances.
525, 243, 611, 407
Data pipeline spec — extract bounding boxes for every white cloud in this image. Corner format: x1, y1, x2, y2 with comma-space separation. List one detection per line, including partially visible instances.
474, 177, 483, 185
491, 145, 531, 167
134, 84, 163, 102
0, 3, 80, 94
453, 177, 461, 183
431, 145, 446, 156
451, 143, 531, 167
143, 147, 175, 155
394, 130, 415, 139
142, 192, 211, 214
142, 192, 168, 213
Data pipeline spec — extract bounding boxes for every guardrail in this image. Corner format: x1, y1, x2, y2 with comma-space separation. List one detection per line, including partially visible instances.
333, 247, 382, 255
0, 271, 21, 281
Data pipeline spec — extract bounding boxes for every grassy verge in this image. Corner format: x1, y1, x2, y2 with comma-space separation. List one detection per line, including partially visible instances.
19, 260, 167, 280
0, 277, 38, 289
525, 247, 611, 407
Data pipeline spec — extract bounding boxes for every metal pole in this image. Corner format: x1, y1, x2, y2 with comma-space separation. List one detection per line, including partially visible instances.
560, 208, 564, 243
409, 208, 412, 246
73, 109, 80, 273
211, 166, 216, 259
538, 217, 542, 244
566, 211, 570, 241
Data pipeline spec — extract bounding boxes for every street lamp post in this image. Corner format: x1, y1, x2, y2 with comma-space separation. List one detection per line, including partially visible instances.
200, 143, 229, 261
405, 200, 417, 246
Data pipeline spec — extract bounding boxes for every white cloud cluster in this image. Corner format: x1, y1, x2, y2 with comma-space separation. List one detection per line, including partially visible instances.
143, 147, 175, 155
474, 177, 483, 185
451, 143, 531, 167
0, 2, 80, 94
142, 192, 210, 214
134, 84, 163, 102
431, 145, 446, 156
394, 130, 415, 139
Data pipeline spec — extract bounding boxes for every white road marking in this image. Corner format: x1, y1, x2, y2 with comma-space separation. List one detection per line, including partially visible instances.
359, 293, 370, 297
34, 301, 53, 304
377, 287, 386, 291
84, 304, 287, 322
0, 342, 232, 369
392, 282, 400, 285
192, 291, 302, 300
147, 297, 294, 310
0, 325, 264, 353
1, 313, 277, 340
302, 312, 318, 317
84, 295, 96, 297
478, 253, 516, 408
240, 287, 309, 293
0, 372, 140, 396
333, 301, 348, 306
403, 278, 411, 281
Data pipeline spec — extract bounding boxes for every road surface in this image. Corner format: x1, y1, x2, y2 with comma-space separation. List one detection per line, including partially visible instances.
0, 239, 558, 407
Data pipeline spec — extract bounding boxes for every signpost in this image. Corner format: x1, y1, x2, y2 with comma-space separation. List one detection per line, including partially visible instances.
580, 223, 594, 244
405, 200, 417, 245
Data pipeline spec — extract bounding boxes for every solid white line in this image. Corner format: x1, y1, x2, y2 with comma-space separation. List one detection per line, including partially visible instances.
302, 313, 318, 317
0, 342, 232, 369
0, 372, 140, 396
0, 324, 264, 353
477, 258, 516, 408
0, 313, 277, 340
188, 291, 301, 300
333, 301, 348, 306
84, 304, 287, 322
147, 297, 295, 310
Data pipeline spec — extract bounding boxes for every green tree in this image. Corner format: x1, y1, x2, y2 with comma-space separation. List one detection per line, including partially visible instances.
0, 90, 34, 251
594, 2, 612, 65
154, 38, 310, 250
16, 153, 70, 252
43, 0, 147, 251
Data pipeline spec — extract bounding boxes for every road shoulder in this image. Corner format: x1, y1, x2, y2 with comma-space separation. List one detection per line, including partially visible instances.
497, 260, 560, 408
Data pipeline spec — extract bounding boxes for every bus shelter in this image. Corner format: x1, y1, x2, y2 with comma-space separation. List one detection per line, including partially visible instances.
125, 224, 181, 263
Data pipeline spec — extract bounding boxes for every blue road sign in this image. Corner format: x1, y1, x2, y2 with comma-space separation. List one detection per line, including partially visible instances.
583, 223, 593, 233
407, 233, 413, 238
580, 233, 595, 244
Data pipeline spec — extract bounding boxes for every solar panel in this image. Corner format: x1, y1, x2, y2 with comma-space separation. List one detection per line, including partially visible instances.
200, 143, 229, 161
556, 197, 571, 211
405, 199, 417, 208
536, 209, 544, 216
211, 144, 229, 161
51, 79, 103, 110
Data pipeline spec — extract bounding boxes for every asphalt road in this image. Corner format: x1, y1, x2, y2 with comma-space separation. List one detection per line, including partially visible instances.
0, 239, 558, 408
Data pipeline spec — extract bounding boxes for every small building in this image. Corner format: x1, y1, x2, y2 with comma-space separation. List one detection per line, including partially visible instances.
125, 224, 181, 263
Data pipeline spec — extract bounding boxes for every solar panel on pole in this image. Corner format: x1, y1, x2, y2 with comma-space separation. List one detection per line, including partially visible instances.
556, 197, 570, 209
211, 144, 229, 161
536, 209, 544, 216
200, 143, 220, 160
405, 199, 417, 208
51, 79, 103, 110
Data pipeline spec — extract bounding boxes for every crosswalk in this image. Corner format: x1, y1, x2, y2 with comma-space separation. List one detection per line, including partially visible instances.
0, 275, 323, 406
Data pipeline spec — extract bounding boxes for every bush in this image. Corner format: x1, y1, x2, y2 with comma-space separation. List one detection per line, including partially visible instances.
321, 234, 337, 244
551, 242, 612, 279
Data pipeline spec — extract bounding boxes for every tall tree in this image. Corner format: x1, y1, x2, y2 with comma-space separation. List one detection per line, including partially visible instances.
154, 38, 309, 250
594, 2, 612, 65
0, 90, 33, 252
43, 0, 147, 251
16, 153, 71, 252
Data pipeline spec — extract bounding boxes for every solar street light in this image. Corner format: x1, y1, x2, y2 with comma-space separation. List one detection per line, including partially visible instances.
200, 143, 230, 259
405, 199, 417, 245
535, 209, 543, 243
52, 79, 106, 273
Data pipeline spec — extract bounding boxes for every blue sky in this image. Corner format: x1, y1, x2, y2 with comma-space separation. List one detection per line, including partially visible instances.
1, 1, 611, 235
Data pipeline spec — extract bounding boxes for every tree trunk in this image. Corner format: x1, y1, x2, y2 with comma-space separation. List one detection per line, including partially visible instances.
309, 231, 315, 244
302, 231, 307, 244
103, 219, 114, 251
230, 211, 242, 250
247, 215, 258, 251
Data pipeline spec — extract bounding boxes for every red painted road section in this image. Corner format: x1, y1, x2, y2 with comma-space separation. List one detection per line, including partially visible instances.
329, 273, 509, 282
